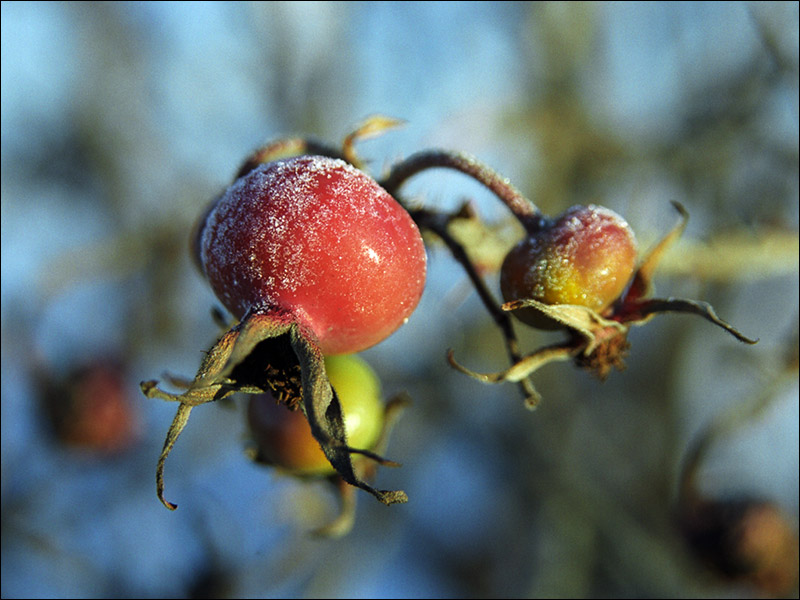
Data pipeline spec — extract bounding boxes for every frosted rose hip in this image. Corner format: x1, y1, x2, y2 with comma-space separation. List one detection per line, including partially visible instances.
199, 155, 426, 354
500, 205, 637, 328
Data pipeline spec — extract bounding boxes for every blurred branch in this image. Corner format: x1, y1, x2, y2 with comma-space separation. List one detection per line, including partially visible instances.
654, 229, 799, 282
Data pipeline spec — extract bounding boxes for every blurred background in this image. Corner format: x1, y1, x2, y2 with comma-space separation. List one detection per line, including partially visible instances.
2, 2, 798, 598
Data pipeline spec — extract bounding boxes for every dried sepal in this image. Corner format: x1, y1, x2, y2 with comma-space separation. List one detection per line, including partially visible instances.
142, 310, 407, 511
142, 316, 290, 510
232, 116, 406, 184
619, 297, 758, 344
447, 302, 631, 405
289, 325, 408, 506
154, 403, 192, 510
626, 200, 689, 301
503, 298, 626, 354
447, 344, 576, 409
342, 114, 406, 169
140, 327, 243, 406
313, 393, 411, 538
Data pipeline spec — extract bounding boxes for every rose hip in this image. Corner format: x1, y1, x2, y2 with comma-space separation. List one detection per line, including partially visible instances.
500, 205, 637, 328
198, 155, 427, 354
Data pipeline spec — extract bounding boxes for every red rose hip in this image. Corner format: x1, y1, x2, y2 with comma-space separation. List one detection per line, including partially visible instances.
198, 155, 427, 354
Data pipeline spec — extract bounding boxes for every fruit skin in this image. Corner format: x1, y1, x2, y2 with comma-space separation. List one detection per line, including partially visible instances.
248, 354, 384, 475
500, 204, 637, 329
198, 155, 427, 355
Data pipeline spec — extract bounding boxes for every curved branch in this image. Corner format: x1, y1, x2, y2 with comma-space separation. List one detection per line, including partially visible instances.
382, 150, 546, 232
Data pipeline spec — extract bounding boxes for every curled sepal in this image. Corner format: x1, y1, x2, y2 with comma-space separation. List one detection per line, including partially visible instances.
289, 325, 408, 506
626, 200, 688, 302
342, 115, 406, 169
313, 393, 411, 538
142, 314, 296, 510
503, 298, 627, 355
143, 310, 407, 511
140, 327, 243, 406
622, 297, 758, 344
154, 403, 192, 510
142, 326, 244, 510
447, 345, 575, 409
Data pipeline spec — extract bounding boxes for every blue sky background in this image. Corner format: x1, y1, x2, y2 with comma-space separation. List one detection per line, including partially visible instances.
2, 2, 798, 598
